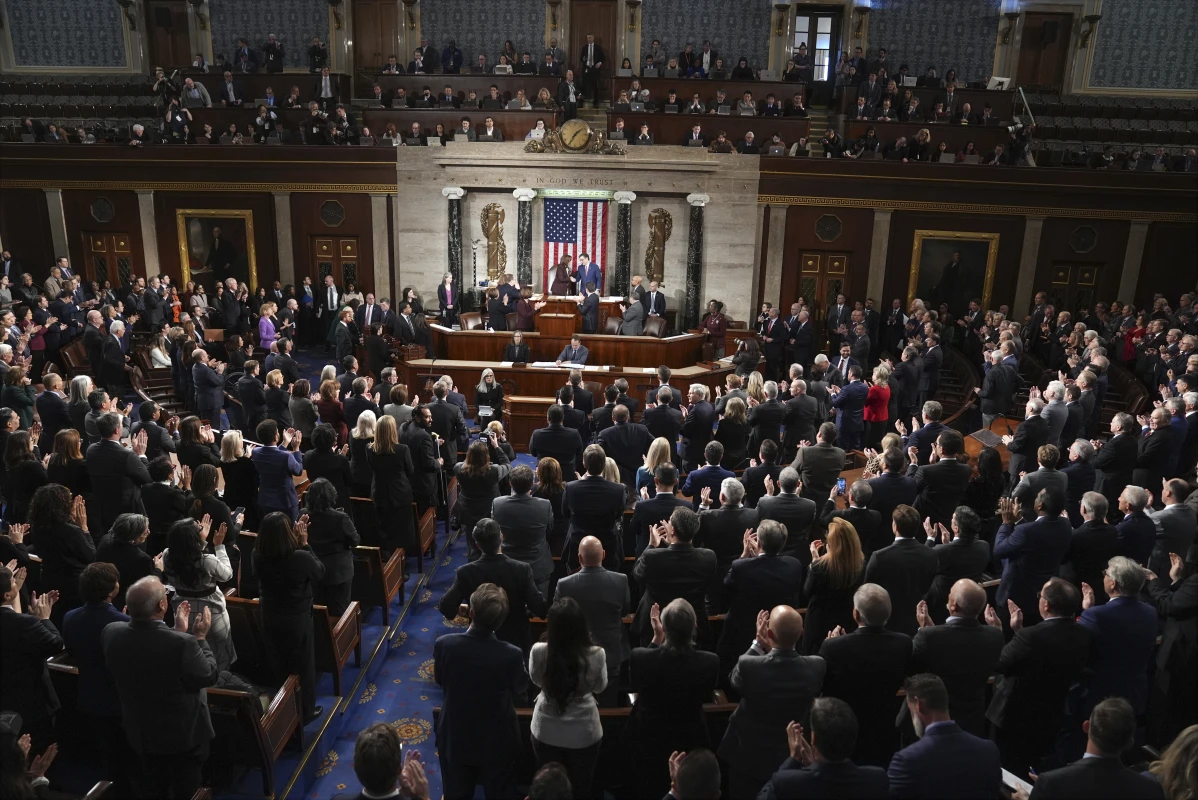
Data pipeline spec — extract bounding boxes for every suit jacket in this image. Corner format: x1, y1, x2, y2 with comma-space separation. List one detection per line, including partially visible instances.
251, 444, 304, 509
886, 721, 1001, 799
577, 293, 600, 333
529, 423, 585, 480
35, 390, 72, 452
865, 539, 939, 636
696, 506, 761, 581
102, 619, 218, 754
924, 538, 991, 623
907, 458, 971, 527
792, 443, 846, 501
427, 398, 465, 463
0, 607, 63, 727
781, 394, 819, 457
237, 374, 267, 433
920, 346, 943, 395
557, 343, 590, 364
562, 475, 627, 570
1079, 595, 1158, 713
1146, 503, 1197, 577
1135, 426, 1175, 488
1007, 414, 1049, 481
334, 322, 354, 362
986, 617, 1091, 733
994, 514, 1073, 611
632, 542, 720, 640
757, 492, 818, 559
1093, 432, 1137, 505
979, 363, 1017, 416
681, 464, 735, 511
680, 400, 715, 466
866, 472, 919, 529
438, 554, 548, 651
85, 439, 152, 533
192, 362, 224, 410
759, 757, 889, 800
642, 290, 667, 317
643, 405, 683, 461
824, 503, 887, 560
1030, 756, 1164, 800
1116, 510, 1156, 566
718, 647, 827, 781
100, 333, 125, 389
831, 381, 868, 436
719, 555, 804, 667
747, 399, 786, 455
597, 421, 655, 489
62, 601, 130, 718
554, 565, 632, 669
1012, 466, 1069, 517
1061, 520, 1119, 600
631, 491, 689, 555
1061, 460, 1096, 527
911, 620, 1005, 736
491, 493, 554, 586
433, 629, 527, 769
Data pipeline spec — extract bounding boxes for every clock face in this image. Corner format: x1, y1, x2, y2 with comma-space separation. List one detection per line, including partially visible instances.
560, 118, 592, 151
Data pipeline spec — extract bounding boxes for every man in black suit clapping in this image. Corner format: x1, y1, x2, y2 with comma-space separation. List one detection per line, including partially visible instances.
562, 445, 627, 570
865, 504, 938, 636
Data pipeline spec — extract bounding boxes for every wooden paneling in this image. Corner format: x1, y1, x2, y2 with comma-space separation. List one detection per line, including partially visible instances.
1017, 13, 1073, 89
146, 0, 192, 73
609, 112, 808, 146
609, 76, 807, 106
153, 192, 277, 290
361, 109, 555, 142
290, 193, 375, 294
0, 189, 53, 275
570, 0, 618, 75
883, 212, 1026, 312
780, 205, 874, 308
1032, 217, 1128, 315
1138, 223, 1198, 310
354, 0, 401, 75
60, 190, 146, 285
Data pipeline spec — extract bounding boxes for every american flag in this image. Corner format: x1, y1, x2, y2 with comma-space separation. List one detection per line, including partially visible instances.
543, 198, 608, 291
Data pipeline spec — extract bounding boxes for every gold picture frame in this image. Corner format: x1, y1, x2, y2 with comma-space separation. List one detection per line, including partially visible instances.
175, 208, 258, 290
908, 230, 999, 313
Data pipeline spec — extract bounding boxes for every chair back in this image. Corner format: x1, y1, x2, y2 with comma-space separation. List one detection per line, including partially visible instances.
643, 316, 668, 338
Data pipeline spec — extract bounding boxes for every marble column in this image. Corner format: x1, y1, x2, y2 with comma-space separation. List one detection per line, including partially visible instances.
442, 186, 466, 300
370, 193, 391, 300
135, 191, 161, 277
613, 191, 637, 297
684, 193, 709, 331
1013, 215, 1045, 315
43, 190, 69, 263
866, 209, 893, 303
1118, 221, 1150, 303
272, 192, 295, 289
513, 188, 536, 287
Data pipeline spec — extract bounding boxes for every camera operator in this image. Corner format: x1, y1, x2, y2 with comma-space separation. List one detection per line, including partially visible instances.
164, 98, 191, 144
820, 127, 848, 158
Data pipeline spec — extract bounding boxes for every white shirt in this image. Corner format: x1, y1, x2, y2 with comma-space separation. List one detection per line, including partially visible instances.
226, 82, 236, 101
362, 304, 374, 326
322, 76, 332, 97
587, 44, 594, 66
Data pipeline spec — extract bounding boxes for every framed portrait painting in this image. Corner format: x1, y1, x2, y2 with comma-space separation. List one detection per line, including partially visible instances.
176, 209, 258, 290
907, 230, 999, 316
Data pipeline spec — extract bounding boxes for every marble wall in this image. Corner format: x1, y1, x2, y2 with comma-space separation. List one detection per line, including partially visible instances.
866, 0, 1002, 84
631, 196, 690, 307
7, 0, 127, 68
1089, 0, 1198, 90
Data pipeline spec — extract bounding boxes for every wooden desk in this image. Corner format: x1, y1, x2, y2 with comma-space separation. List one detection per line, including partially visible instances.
839, 86, 1016, 121
427, 325, 704, 368
608, 112, 809, 146
373, 74, 563, 106
503, 396, 558, 451
609, 76, 807, 107
361, 108, 555, 142
844, 120, 1009, 154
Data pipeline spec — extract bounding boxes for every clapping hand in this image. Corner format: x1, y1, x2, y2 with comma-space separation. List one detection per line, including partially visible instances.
212, 523, 228, 548
1081, 582, 1096, 610
649, 602, 665, 646
131, 429, 148, 456
197, 513, 213, 541
399, 751, 428, 800
894, 419, 908, 436
741, 528, 759, 558
809, 538, 824, 561
6, 522, 29, 544
1007, 599, 1024, 631
763, 474, 776, 497
754, 609, 771, 647
30, 590, 58, 621
1170, 552, 1185, 583
826, 625, 846, 640
70, 495, 88, 532
915, 599, 932, 629
668, 752, 688, 796
28, 742, 58, 780
999, 497, 1019, 525
296, 513, 310, 546
787, 721, 815, 766
907, 445, 919, 464
700, 486, 712, 506
175, 599, 192, 633
983, 604, 1003, 630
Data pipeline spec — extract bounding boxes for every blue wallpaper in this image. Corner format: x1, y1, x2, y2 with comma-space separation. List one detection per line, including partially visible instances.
642, 0, 774, 76
866, 0, 1001, 84
1089, 0, 1198, 89
8, 0, 126, 68
420, 0, 545, 67
208, 0, 329, 70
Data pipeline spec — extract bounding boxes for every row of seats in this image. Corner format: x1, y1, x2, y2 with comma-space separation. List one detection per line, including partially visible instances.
1034, 126, 1195, 146
1029, 102, 1198, 122
2, 96, 160, 120
0, 75, 155, 98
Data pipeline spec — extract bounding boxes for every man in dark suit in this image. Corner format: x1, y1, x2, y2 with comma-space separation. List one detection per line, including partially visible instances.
427, 383, 466, 465
742, 439, 783, 508
552, 384, 589, 451
641, 280, 667, 319
757, 466, 819, 563
781, 379, 819, 462
555, 334, 590, 365
826, 294, 852, 353
1031, 698, 1165, 800
334, 309, 354, 363
696, 478, 761, 591
335, 357, 359, 400
576, 284, 600, 334
400, 407, 441, 514
0, 567, 63, 748
100, 319, 128, 397
817, 583, 912, 767
34, 372, 72, 452
829, 366, 869, 452
553, 535, 631, 698
316, 274, 342, 342
596, 405, 654, 492
788, 309, 815, 370
236, 359, 267, 436
567, 370, 594, 415
980, 349, 1018, 427
1134, 408, 1175, 489
1093, 413, 1138, 518
865, 505, 938, 636
760, 308, 788, 380
562, 445, 628, 570
632, 462, 688, 555
718, 604, 826, 799
746, 382, 786, 456
343, 379, 382, 431
577, 33, 605, 106
757, 697, 890, 799
901, 400, 945, 466
1012, 443, 1069, 520
887, 673, 1001, 798
632, 506, 719, 646
131, 400, 178, 463
529, 404, 586, 481
984, 578, 1092, 779
791, 422, 846, 501
251, 421, 305, 521
680, 385, 716, 472
994, 488, 1073, 626
644, 386, 683, 464
102, 576, 218, 799
906, 430, 973, 529
1061, 491, 1119, 602
273, 337, 301, 387
1003, 398, 1050, 488
681, 441, 735, 511
1078, 555, 1158, 718
1147, 478, 1196, 576
866, 447, 918, 526
190, 350, 225, 428
1061, 439, 1097, 527
434, 582, 527, 800
821, 479, 886, 559
438, 519, 547, 652
86, 412, 152, 534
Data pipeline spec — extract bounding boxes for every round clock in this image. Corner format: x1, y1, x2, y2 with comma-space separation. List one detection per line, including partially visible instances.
559, 118, 593, 152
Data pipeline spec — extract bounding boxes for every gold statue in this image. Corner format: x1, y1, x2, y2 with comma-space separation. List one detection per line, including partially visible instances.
644, 208, 673, 285
479, 203, 507, 282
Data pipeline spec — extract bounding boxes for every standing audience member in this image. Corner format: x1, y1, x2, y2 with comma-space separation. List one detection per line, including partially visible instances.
1078, 556, 1158, 721
0, 564, 63, 750
303, 477, 361, 617
94, 512, 161, 609
367, 415, 415, 560
492, 465, 554, 598
454, 435, 512, 559
864, 504, 938, 636
802, 517, 865, 653
28, 483, 93, 626
252, 419, 304, 521
162, 516, 235, 671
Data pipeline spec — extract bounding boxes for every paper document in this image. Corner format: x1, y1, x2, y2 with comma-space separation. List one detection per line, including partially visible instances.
1002, 769, 1032, 796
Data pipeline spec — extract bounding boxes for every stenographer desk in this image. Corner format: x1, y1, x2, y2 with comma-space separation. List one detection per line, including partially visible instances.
426, 324, 704, 368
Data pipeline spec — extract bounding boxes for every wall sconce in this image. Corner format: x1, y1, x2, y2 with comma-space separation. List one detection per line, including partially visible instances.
547, 0, 561, 31
853, 6, 870, 39
774, 4, 789, 37
401, 0, 417, 30
115, 0, 137, 30
626, 0, 640, 32
1001, 12, 1020, 44
1079, 14, 1101, 48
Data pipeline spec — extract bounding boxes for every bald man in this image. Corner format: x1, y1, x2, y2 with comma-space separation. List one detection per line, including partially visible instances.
909, 579, 1004, 737
553, 535, 631, 705
718, 605, 827, 799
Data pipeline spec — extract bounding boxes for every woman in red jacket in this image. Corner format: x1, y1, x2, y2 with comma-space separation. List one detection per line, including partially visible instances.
864, 364, 891, 449
699, 299, 728, 358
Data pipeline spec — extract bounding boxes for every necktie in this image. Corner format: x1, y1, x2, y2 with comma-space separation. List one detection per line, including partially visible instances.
324, 78, 330, 96
404, 316, 413, 332
588, 45, 593, 66
227, 84, 234, 100
328, 287, 334, 307
365, 305, 372, 326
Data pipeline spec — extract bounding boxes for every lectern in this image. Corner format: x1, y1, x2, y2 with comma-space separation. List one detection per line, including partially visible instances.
537, 313, 578, 338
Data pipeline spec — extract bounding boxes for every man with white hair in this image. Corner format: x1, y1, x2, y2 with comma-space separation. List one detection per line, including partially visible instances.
100, 319, 128, 397
1003, 398, 1049, 487
1079, 556, 1158, 718
1133, 407, 1176, 491
1040, 380, 1069, 447
1178, 391, 1198, 480
1115, 485, 1156, 566
696, 476, 759, 593
0, 343, 11, 376
1061, 439, 1097, 526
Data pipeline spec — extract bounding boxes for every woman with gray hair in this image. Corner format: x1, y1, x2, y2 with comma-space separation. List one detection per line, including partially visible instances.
1079, 555, 1158, 719
68, 374, 93, 438
95, 512, 159, 609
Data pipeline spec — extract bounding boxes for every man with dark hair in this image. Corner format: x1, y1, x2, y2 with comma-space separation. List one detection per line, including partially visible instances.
994, 487, 1073, 626
554, 385, 589, 442
237, 358, 267, 435
907, 429, 972, 528
632, 462, 688, 555
490, 465, 554, 598
597, 403, 654, 492
633, 507, 719, 646
433, 582, 527, 800
428, 381, 466, 465
0, 565, 63, 749
336, 355, 359, 400
141, 456, 190, 552
791, 422, 845, 501
335, 723, 428, 800
400, 405, 441, 514
591, 385, 619, 435
865, 505, 938, 636
829, 365, 868, 451
568, 369, 594, 415
529, 403, 586, 480
87, 413, 151, 534
527, 762, 572, 800
437, 520, 547, 652
887, 673, 1001, 798
671, 748, 722, 800
251, 419, 304, 521
131, 400, 178, 462
741, 438, 782, 507
681, 440, 735, 510
644, 386, 683, 465
866, 447, 918, 524
985, 577, 1092, 779
562, 445, 627, 569
191, 350, 226, 428
1012, 443, 1068, 520
344, 377, 382, 430
758, 697, 889, 797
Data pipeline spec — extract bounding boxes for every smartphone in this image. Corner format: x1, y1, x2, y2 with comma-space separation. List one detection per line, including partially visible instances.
836, 477, 847, 495
232, 506, 245, 521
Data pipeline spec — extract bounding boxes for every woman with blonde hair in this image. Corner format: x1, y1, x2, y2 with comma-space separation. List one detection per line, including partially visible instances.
864, 365, 891, 449
349, 409, 376, 497
367, 415, 415, 559
258, 301, 278, 344
801, 516, 864, 653
636, 437, 674, 496
535, 87, 557, 109
865, 432, 904, 475
715, 396, 750, 469
745, 371, 765, 404
486, 420, 516, 463
603, 457, 621, 486
218, 429, 258, 530
265, 369, 292, 428
1149, 723, 1198, 799
149, 333, 172, 368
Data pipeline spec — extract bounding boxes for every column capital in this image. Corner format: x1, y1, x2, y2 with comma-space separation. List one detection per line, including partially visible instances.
441, 187, 466, 200
613, 190, 637, 204
513, 188, 537, 202
686, 193, 710, 208
134, 189, 154, 197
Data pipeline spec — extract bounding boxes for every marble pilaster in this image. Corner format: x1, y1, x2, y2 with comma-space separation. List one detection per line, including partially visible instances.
1118, 221, 1150, 303
1013, 215, 1045, 315
685, 193, 709, 331
370, 193, 391, 299
272, 192, 295, 289
513, 188, 536, 287
442, 186, 465, 304
613, 190, 636, 297
866, 209, 893, 304
43, 190, 69, 264
135, 190, 161, 278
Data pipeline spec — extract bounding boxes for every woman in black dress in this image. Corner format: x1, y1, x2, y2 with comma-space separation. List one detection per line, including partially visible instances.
714, 397, 751, 470
253, 511, 326, 723
485, 287, 508, 331
303, 423, 353, 510
265, 370, 293, 430
453, 437, 511, 559
731, 338, 761, 378
535, 457, 569, 550
475, 368, 504, 428
303, 478, 360, 617
349, 411, 376, 499
46, 428, 90, 500
189, 463, 242, 556
177, 416, 221, 471
218, 430, 258, 533
801, 517, 864, 654
28, 483, 94, 626
366, 416, 415, 560
4, 430, 47, 525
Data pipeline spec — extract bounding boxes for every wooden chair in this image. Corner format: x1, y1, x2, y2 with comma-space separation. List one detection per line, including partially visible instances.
313, 601, 363, 696
643, 316, 668, 338
352, 545, 405, 625
237, 531, 259, 599
59, 338, 93, 379
224, 595, 272, 683
459, 311, 484, 331
83, 782, 114, 800
603, 315, 623, 335
413, 503, 437, 572
207, 675, 303, 798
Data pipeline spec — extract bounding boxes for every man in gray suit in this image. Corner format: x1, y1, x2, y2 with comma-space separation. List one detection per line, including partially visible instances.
490, 466, 554, 597
790, 422, 846, 501
554, 535, 631, 705
1012, 443, 1069, 520
714, 373, 749, 416
1040, 381, 1069, 447
717, 604, 826, 799
1147, 478, 1197, 577
619, 296, 645, 336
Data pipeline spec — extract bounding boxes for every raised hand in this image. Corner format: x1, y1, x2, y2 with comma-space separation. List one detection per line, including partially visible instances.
30, 590, 58, 620
28, 742, 58, 779
192, 605, 213, 639
6, 522, 29, 544
763, 474, 775, 496
1007, 599, 1024, 632
983, 604, 1002, 629
826, 625, 845, 639
754, 609, 771, 646
131, 429, 149, 456
809, 538, 824, 561
296, 513, 310, 546
668, 752, 688, 795
197, 513, 213, 541
1169, 552, 1184, 583
787, 721, 814, 766
1081, 582, 1095, 610
700, 486, 712, 506
212, 523, 228, 548
175, 599, 192, 632
915, 599, 932, 628
399, 756, 429, 800
649, 602, 665, 645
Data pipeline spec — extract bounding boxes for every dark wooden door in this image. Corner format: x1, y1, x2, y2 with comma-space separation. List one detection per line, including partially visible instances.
1045, 263, 1100, 318
781, 252, 851, 350
82, 232, 135, 288
312, 236, 366, 293
145, 0, 191, 69
1017, 13, 1072, 88
354, 0, 400, 74
569, 0, 617, 81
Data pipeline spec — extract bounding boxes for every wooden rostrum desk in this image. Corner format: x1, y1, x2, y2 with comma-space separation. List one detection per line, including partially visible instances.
425, 323, 706, 369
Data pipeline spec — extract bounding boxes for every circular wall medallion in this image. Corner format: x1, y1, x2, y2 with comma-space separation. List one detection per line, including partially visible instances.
1069, 225, 1097, 254
320, 200, 345, 227
90, 197, 115, 223
815, 214, 842, 242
